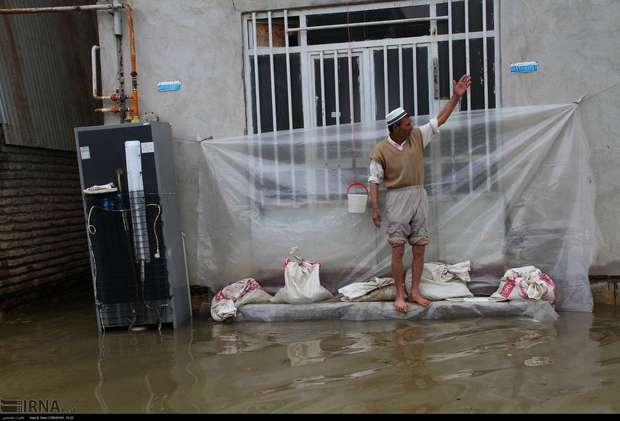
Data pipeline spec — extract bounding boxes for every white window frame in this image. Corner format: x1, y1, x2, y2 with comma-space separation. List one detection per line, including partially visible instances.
243, 0, 501, 134
243, 0, 502, 208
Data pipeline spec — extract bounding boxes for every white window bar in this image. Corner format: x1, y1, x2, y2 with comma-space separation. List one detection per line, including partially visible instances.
494, 0, 500, 107
464, 1, 472, 192
483, 0, 489, 110
243, 19, 254, 134
494, 0, 501, 191
252, 13, 261, 133
299, 14, 313, 130
482, 0, 491, 190
467, 113, 473, 193
485, 112, 491, 191
284, 10, 293, 129
252, 31, 496, 55
334, 50, 342, 197
348, 48, 354, 124
448, 0, 453, 98
268, 12, 281, 204
284, 13, 296, 201
398, 44, 403, 107
334, 50, 340, 125
287, 16, 449, 32
430, 0, 438, 113
320, 51, 326, 127
268, 12, 277, 132
464, 0, 471, 111
383, 45, 388, 116
245, 2, 501, 133
412, 43, 418, 116
450, 130, 456, 188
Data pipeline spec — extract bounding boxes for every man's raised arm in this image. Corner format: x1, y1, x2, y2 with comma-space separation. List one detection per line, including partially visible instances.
436, 74, 472, 127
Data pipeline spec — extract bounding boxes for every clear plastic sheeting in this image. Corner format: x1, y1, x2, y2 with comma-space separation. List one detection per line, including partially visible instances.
198, 104, 597, 312
235, 301, 559, 323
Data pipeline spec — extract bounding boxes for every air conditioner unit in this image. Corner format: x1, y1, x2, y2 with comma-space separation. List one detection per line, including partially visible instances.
74, 122, 191, 332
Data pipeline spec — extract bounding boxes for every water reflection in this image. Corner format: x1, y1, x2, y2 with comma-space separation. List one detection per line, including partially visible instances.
2, 300, 620, 413
286, 340, 325, 367
93, 327, 199, 413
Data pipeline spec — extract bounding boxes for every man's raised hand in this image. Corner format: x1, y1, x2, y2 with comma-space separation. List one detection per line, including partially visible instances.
453, 74, 472, 97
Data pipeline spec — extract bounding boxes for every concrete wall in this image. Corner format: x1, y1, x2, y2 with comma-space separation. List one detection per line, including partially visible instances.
97, 0, 366, 286
499, 0, 620, 274
97, 0, 620, 286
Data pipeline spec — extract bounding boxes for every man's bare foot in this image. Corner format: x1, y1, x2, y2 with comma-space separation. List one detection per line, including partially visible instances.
394, 296, 408, 313
409, 291, 432, 307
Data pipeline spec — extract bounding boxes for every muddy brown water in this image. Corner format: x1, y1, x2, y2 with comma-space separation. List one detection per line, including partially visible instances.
1, 293, 620, 413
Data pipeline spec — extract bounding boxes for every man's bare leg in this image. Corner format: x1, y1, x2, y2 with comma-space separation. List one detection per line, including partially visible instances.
391, 244, 408, 313
409, 244, 431, 306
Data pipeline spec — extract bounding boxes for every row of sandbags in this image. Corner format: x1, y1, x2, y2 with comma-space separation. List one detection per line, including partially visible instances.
210, 247, 556, 322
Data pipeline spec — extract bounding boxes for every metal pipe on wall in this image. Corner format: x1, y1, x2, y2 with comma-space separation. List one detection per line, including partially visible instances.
92, 46, 111, 101
0, 4, 121, 14
113, 0, 127, 122
124, 4, 140, 123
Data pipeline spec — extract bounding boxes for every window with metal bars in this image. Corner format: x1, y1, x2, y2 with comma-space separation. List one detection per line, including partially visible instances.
243, 0, 500, 204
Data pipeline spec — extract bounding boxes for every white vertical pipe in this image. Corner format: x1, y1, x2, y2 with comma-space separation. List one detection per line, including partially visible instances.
252, 13, 261, 133
268, 12, 277, 131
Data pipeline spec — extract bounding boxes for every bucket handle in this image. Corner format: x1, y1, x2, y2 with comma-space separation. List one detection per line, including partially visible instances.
347, 182, 369, 195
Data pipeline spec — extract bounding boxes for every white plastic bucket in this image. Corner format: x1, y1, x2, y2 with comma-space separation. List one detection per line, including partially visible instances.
347, 182, 369, 213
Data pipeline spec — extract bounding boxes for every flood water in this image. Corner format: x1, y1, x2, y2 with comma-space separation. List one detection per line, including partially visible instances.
1, 290, 620, 413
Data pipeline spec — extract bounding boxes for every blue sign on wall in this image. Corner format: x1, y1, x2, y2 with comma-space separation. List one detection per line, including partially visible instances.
157, 80, 183, 92
510, 61, 539, 73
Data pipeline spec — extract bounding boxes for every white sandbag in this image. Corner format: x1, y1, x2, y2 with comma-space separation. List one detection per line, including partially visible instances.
491, 266, 556, 304
338, 261, 473, 302
271, 247, 333, 304
210, 278, 273, 322
425, 261, 471, 283
406, 261, 474, 301
338, 277, 395, 301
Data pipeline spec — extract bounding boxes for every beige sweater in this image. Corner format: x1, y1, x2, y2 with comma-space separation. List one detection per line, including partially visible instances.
369, 128, 424, 189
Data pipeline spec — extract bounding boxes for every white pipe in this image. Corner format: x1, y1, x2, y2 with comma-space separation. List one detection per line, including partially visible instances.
125, 141, 150, 262
91, 45, 110, 100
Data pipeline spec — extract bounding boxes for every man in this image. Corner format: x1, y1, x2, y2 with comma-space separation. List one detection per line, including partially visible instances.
369, 74, 472, 313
